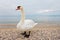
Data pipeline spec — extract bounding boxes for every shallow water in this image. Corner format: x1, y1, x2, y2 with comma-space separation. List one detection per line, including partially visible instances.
0, 14, 60, 24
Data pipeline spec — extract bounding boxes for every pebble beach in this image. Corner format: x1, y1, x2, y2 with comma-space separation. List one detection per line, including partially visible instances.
0, 23, 60, 40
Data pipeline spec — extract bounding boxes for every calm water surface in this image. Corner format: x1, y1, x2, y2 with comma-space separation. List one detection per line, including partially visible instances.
0, 14, 60, 24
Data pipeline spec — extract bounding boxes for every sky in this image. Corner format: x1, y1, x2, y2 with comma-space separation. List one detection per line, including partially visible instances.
0, 0, 60, 16
0, 0, 60, 24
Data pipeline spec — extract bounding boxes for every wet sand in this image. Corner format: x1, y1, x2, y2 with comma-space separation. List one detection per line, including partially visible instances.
0, 23, 60, 40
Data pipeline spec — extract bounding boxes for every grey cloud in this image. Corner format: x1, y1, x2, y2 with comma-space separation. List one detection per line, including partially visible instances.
0, 0, 60, 15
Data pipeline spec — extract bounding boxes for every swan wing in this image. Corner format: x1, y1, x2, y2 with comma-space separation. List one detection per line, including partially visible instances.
21, 20, 38, 30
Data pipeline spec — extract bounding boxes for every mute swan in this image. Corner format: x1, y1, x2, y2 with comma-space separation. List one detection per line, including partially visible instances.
16, 6, 38, 38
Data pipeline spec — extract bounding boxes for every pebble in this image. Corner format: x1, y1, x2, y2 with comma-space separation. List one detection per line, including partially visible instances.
0, 29, 60, 40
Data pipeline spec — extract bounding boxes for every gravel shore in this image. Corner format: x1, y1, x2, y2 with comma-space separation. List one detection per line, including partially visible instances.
0, 23, 60, 40
0, 27, 60, 40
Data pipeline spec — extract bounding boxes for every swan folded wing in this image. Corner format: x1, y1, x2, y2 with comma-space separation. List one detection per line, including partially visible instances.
21, 20, 38, 30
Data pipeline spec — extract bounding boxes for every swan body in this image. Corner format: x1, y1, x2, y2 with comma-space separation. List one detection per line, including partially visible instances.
16, 6, 38, 31
17, 19, 37, 31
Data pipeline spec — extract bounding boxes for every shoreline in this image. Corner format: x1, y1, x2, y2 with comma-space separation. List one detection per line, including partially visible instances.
0, 23, 60, 28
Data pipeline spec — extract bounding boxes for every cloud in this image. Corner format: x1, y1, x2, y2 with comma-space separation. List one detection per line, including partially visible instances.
0, 0, 60, 15
37, 9, 56, 13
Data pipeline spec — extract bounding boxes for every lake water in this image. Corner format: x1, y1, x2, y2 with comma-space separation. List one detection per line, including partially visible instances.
0, 14, 60, 24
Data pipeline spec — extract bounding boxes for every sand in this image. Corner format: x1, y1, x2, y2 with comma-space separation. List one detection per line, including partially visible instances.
0, 23, 60, 40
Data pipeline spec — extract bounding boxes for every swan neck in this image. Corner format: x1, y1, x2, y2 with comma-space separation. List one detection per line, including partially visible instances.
20, 9, 25, 23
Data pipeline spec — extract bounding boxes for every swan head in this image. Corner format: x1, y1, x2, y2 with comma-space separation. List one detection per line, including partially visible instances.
16, 6, 23, 10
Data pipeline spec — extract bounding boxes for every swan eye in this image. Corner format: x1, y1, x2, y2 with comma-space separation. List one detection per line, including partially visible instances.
17, 6, 20, 9
17, 6, 21, 10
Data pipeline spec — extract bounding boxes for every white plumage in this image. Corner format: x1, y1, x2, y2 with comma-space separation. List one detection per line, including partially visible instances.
16, 6, 38, 31
17, 19, 38, 31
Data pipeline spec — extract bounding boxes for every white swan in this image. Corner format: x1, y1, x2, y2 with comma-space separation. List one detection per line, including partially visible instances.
16, 6, 38, 38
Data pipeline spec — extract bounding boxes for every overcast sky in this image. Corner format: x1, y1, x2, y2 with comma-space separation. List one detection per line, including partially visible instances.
0, 0, 60, 16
